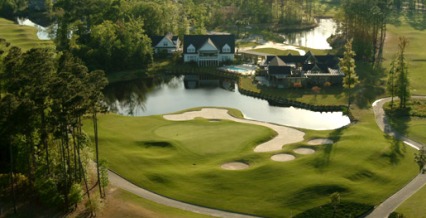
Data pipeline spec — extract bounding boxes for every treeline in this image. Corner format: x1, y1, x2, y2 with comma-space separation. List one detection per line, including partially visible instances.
333, 0, 425, 63
0, 40, 108, 214
0, 0, 321, 73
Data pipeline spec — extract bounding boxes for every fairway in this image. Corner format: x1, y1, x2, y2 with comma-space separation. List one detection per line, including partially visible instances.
83, 108, 419, 217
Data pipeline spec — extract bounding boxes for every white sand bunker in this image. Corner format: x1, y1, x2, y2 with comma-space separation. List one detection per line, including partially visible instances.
307, 138, 334, 145
294, 148, 316, 155
163, 108, 305, 153
221, 162, 249, 170
271, 154, 296, 162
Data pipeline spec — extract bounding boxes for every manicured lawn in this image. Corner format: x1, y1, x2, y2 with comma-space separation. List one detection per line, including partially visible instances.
384, 16, 426, 95
83, 108, 418, 217
395, 182, 426, 218
248, 47, 301, 55
0, 18, 54, 51
100, 188, 211, 218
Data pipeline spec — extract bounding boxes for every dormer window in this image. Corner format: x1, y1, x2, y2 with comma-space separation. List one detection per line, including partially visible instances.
187, 44, 195, 53
222, 44, 231, 53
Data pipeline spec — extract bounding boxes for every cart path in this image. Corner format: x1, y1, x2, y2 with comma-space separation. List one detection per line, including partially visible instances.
366, 96, 426, 218
108, 170, 260, 218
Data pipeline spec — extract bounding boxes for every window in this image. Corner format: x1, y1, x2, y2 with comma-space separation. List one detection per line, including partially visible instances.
187, 44, 195, 53
222, 44, 231, 53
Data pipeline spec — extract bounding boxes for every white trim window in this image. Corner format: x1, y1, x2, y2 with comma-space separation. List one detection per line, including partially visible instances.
222, 44, 231, 53
187, 44, 196, 53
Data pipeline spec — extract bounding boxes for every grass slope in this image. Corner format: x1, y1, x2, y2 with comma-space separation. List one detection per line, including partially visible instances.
395, 183, 426, 218
83, 108, 418, 217
0, 18, 54, 51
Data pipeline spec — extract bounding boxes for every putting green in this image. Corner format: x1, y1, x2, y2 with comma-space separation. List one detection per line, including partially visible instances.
84, 108, 418, 217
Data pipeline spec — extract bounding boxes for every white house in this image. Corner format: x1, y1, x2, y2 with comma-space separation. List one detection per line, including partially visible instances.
151, 33, 180, 54
183, 35, 235, 66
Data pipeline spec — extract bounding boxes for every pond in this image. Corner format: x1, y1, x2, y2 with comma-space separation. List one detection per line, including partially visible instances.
282, 18, 337, 50
104, 76, 350, 130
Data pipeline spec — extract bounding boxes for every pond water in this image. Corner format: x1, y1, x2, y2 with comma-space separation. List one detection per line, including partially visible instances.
282, 19, 337, 50
104, 76, 350, 130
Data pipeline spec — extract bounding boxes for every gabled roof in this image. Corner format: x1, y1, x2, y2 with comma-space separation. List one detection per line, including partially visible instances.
150, 34, 179, 47
183, 35, 235, 54
269, 56, 286, 66
199, 38, 218, 51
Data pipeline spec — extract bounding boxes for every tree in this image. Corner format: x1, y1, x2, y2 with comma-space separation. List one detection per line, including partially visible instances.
330, 192, 340, 218
415, 146, 426, 173
339, 39, 359, 108
387, 59, 397, 108
394, 37, 410, 109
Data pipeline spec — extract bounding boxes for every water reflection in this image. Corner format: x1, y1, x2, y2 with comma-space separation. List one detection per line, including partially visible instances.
282, 19, 337, 50
105, 76, 350, 130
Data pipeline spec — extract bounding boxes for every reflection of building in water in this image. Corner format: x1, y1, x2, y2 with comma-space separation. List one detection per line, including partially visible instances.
183, 74, 235, 91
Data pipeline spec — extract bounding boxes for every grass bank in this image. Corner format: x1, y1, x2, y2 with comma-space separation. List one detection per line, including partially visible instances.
0, 18, 54, 51
84, 107, 418, 217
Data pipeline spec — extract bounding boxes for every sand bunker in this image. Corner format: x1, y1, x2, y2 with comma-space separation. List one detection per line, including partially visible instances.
163, 108, 305, 153
271, 154, 296, 162
307, 138, 334, 145
293, 148, 316, 155
221, 162, 249, 170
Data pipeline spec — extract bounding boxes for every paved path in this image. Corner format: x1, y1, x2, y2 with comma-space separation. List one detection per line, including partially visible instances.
366, 97, 426, 218
108, 170, 260, 218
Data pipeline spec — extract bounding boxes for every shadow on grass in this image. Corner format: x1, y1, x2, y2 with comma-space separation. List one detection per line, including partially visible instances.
384, 106, 410, 165
405, 11, 426, 31
313, 127, 346, 169
353, 62, 386, 109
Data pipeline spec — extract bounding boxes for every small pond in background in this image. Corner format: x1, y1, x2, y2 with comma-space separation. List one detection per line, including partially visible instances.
282, 18, 337, 50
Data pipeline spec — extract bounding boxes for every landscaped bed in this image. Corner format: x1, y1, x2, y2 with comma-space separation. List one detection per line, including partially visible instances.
83, 108, 418, 217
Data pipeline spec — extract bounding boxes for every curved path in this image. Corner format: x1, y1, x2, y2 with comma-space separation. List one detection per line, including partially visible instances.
366, 97, 426, 218
108, 170, 260, 218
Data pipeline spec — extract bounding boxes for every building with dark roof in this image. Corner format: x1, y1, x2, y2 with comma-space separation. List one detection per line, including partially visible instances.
183, 35, 235, 66
151, 33, 180, 55
264, 52, 344, 88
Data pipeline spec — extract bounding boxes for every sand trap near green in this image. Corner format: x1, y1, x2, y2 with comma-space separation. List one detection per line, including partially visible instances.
163, 108, 305, 152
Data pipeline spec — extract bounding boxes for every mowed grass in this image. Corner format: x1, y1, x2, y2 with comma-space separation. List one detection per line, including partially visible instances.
384, 16, 426, 95
99, 188, 211, 218
395, 183, 426, 218
0, 18, 54, 51
83, 108, 418, 217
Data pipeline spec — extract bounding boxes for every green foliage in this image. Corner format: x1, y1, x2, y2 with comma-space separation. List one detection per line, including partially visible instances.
68, 183, 83, 207
339, 39, 359, 107
394, 37, 410, 109
35, 178, 63, 207
0, 46, 108, 212
99, 159, 109, 189
294, 201, 373, 218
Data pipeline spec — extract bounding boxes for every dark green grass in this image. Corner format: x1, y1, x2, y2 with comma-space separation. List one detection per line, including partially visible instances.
83, 108, 418, 217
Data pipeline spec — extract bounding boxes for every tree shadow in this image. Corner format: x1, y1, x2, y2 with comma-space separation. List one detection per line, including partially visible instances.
383, 107, 410, 165
384, 135, 407, 165
353, 63, 386, 109
405, 11, 426, 31
314, 126, 346, 170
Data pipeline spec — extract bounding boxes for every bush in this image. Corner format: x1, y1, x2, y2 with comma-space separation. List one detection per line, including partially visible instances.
294, 201, 373, 218
35, 177, 63, 208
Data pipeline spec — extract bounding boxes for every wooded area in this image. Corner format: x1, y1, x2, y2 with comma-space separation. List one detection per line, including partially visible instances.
0, 0, 424, 215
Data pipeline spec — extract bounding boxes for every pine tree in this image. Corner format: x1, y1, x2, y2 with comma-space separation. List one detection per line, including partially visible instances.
394, 37, 410, 109
339, 39, 359, 108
